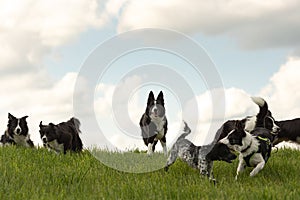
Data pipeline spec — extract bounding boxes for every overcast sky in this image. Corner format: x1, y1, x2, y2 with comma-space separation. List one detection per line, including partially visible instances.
1, 0, 300, 150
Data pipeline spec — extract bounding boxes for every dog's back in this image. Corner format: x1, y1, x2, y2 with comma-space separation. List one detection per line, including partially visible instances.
57, 117, 83, 152
274, 118, 300, 145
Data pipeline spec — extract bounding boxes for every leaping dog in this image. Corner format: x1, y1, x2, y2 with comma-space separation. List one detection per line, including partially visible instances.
165, 121, 237, 182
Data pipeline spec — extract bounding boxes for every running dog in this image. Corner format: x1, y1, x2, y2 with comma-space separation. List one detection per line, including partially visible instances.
140, 91, 168, 155
220, 121, 277, 179
215, 97, 279, 142
165, 121, 237, 182
39, 117, 83, 154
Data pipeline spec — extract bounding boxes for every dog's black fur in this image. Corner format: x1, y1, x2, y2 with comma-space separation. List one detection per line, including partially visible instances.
39, 117, 83, 154
220, 121, 277, 179
140, 91, 168, 155
0, 113, 34, 147
215, 97, 279, 142
273, 118, 300, 145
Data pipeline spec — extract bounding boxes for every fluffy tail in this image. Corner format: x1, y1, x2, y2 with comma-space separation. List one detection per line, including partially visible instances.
251, 96, 266, 107
177, 121, 191, 140
70, 117, 81, 134
251, 96, 269, 127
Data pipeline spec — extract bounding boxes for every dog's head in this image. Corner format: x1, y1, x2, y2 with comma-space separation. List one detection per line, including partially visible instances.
264, 113, 280, 135
7, 113, 29, 137
246, 97, 280, 134
219, 121, 250, 152
39, 122, 58, 144
146, 91, 165, 119
207, 143, 237, 163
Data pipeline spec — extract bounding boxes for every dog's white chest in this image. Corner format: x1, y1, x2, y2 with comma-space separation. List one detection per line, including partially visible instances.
152, 118, 166, 139
48, 140, 64, 153
13, 135, 30, 147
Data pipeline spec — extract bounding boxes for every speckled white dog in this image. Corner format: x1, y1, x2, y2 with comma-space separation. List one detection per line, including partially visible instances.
165, 121, 237, 182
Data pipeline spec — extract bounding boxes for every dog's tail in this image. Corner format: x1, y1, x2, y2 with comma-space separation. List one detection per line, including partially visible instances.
70, 117, 81, 134
177, 121, 191, 140
251, 96, 269, 127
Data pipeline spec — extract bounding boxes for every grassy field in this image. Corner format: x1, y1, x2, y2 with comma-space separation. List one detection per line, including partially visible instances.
1, 146, 300, 200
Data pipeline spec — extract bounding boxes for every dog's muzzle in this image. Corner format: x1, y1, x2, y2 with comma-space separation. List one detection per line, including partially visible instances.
42, 136, 47, 143
15, 128, 21, 135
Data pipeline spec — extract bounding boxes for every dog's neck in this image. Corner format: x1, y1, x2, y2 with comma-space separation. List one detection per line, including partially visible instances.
241, 140, 252, 153
240, 133, 259, 157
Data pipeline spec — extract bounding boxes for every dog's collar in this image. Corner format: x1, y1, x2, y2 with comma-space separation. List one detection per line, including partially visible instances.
241, 140, 252, 153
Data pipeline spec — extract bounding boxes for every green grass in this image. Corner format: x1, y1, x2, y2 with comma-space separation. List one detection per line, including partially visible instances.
1, 146, 300, 200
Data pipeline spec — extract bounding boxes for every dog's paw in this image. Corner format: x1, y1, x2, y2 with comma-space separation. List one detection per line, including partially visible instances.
209, 178, 217, 185
164, 166, 169, 172
249, 171, 257, 177
235, 175, 238, 180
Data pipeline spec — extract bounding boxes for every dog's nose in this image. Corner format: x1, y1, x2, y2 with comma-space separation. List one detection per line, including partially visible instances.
42, 137, 47, 143
274, 127, 280, 133
16, 128, 21, 134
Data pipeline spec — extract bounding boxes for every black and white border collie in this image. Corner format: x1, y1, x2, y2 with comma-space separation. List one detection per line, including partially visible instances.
39, 117, 83, 154
220, 121, 278, 179
140, 91, 168, 156
0, 113, 34, 148
165, 121, 236, 182
215, 97, 280, 142
273, 118, 300, 145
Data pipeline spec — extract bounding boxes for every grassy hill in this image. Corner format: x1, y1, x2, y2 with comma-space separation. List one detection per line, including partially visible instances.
1, 146, 300, 200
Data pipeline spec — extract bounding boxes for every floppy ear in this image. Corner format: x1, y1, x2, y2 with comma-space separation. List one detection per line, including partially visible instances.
147, 91, 155, 106
156, 91, 164, 106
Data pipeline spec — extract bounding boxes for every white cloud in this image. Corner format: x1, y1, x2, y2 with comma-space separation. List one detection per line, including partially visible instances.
117, 0, 300, 50
0, 72, 78, 146
260, 57, 300, 120
0, 0, 125, 146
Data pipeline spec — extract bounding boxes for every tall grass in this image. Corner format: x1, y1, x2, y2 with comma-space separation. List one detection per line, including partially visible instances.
1, 146, 299, 199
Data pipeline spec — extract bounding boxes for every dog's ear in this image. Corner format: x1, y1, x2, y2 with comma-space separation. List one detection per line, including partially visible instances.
22, 116, 28, 120
39, 121, 43, 127
49, 123, 56, 127
235, 121, 244, 131
147, 91, 155, 106
157, 91, 164, 106
8, 113, 16, 120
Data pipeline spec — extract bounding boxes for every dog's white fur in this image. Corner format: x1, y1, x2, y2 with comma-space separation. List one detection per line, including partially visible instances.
149, 117, 167, 156
220, 131, 266, 180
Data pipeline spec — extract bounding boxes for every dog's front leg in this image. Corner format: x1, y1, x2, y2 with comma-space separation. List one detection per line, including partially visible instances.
147, 143, 154, 156
236, 155, 246, 180
160, 140, 167, 156
250, 161, 265, 177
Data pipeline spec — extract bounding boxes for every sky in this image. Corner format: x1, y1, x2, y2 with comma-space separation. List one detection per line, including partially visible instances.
1, 0, 300, 151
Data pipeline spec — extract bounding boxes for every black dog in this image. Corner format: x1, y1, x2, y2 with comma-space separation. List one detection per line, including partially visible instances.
140, 91, 168, 155
273, 118, 300, 145
165, 121, 236, 182
0, 113, 34, 147
215, 97, 279, 142
39, 117, 83, 154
